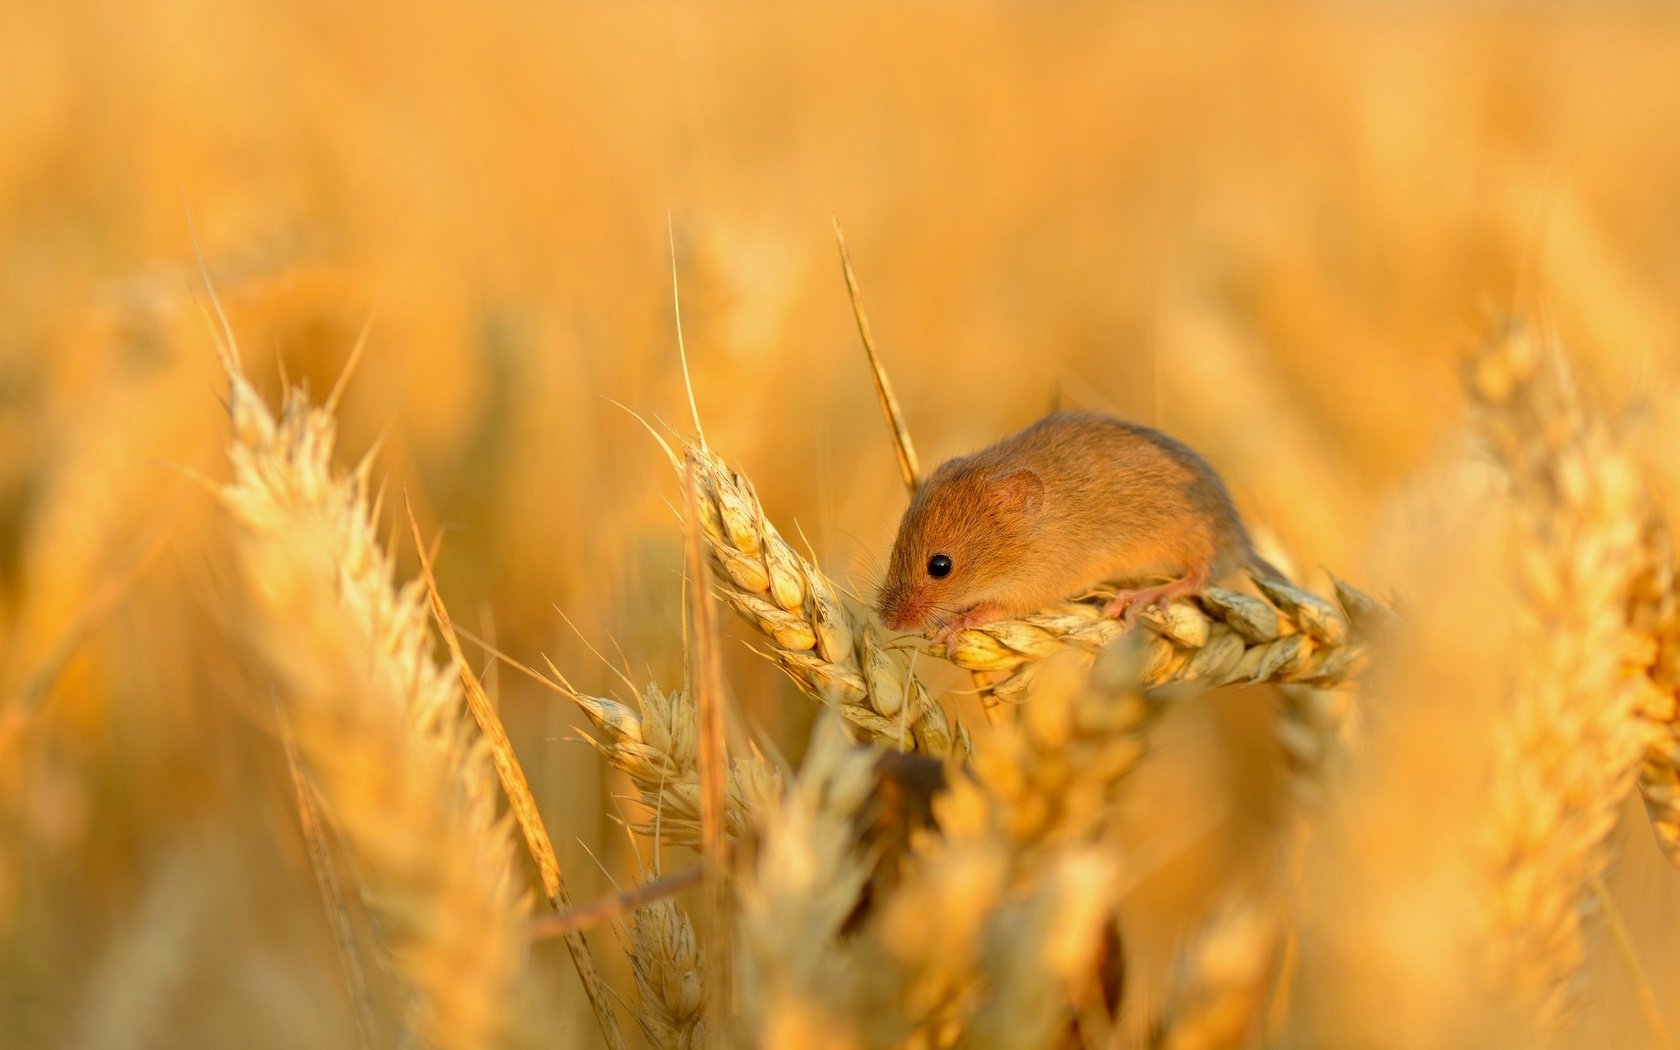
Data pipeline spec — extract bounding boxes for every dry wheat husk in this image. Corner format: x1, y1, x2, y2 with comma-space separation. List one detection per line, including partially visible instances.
218, 355, 527, 1049
658, 442, 967, 757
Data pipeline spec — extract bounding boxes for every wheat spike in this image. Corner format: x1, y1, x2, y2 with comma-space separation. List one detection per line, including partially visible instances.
672, 439, 971, 758
1151, 890, 1285, 1050
948, 639, 1164, 856
1464, 325, 1658, 1025
564, 680, 783, 848
949, 578, 1380, 706
737, 719, 877, 1050
813, 643, 1156, 1046
1630, 515, 1680, 868
628, 898, 708, 1050
217, 350, 527, 1050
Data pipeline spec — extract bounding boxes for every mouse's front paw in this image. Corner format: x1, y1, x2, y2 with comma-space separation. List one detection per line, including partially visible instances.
931, 602, 1004, 647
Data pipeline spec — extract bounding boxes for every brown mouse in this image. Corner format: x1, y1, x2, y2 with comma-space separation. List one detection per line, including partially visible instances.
875, 411, 1281, 641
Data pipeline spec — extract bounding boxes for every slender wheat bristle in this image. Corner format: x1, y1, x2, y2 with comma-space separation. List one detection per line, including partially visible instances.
1464, 326, 1658, 1024
217, 354, 527, 1050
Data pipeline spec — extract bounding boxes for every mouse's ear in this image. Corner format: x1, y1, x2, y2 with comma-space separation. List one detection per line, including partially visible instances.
987, 468, 1044, 520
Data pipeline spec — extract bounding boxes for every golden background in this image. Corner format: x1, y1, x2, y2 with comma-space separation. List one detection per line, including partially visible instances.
4, 2, 1680, 1046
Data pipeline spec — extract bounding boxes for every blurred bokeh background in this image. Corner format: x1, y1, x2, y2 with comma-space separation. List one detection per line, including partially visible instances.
5, 1, 1680, 1046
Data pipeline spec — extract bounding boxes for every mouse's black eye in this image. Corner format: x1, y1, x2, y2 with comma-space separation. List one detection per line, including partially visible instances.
927, 553, 953, 579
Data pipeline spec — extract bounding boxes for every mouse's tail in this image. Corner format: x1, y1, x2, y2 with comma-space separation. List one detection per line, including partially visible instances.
1246, 551, 1290, 585
1236, 527, 1290, 584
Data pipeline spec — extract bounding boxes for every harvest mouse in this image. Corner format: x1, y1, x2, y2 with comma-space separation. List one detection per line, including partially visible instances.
875, 411, 1281, 642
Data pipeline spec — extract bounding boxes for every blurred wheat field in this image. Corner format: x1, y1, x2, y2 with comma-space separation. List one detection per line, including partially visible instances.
7, 1, 1680, 1047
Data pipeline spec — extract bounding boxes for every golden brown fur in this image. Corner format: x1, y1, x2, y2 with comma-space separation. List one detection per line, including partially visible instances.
875, 411, 1268, 636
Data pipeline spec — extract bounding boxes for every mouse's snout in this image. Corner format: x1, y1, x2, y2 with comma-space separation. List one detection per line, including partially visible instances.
875, 582, 923, 633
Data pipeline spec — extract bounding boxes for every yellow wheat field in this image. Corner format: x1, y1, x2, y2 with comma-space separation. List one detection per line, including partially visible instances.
6, 2, 1680, 1047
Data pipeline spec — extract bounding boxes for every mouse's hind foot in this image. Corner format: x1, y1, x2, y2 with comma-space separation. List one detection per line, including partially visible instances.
1103, 570, 1208, 627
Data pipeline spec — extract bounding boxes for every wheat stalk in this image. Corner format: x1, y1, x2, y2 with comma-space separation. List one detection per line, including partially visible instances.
217, 345, 527, 1049
1464, 325, 1659, 1025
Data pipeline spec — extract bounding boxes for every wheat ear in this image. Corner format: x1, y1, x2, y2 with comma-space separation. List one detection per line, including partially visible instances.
950, 578, 1383, 706
737, 719, 877, 1050
1151, 889, 1285, 1050
628, 898, 708, 1050
1464, 325, 1658, 1024
562, 679, 783, 848
828, 642, 1157, 1046
670, 438, 970, 758
1631, 515, 1680, 868
217, 350, 526, 1050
